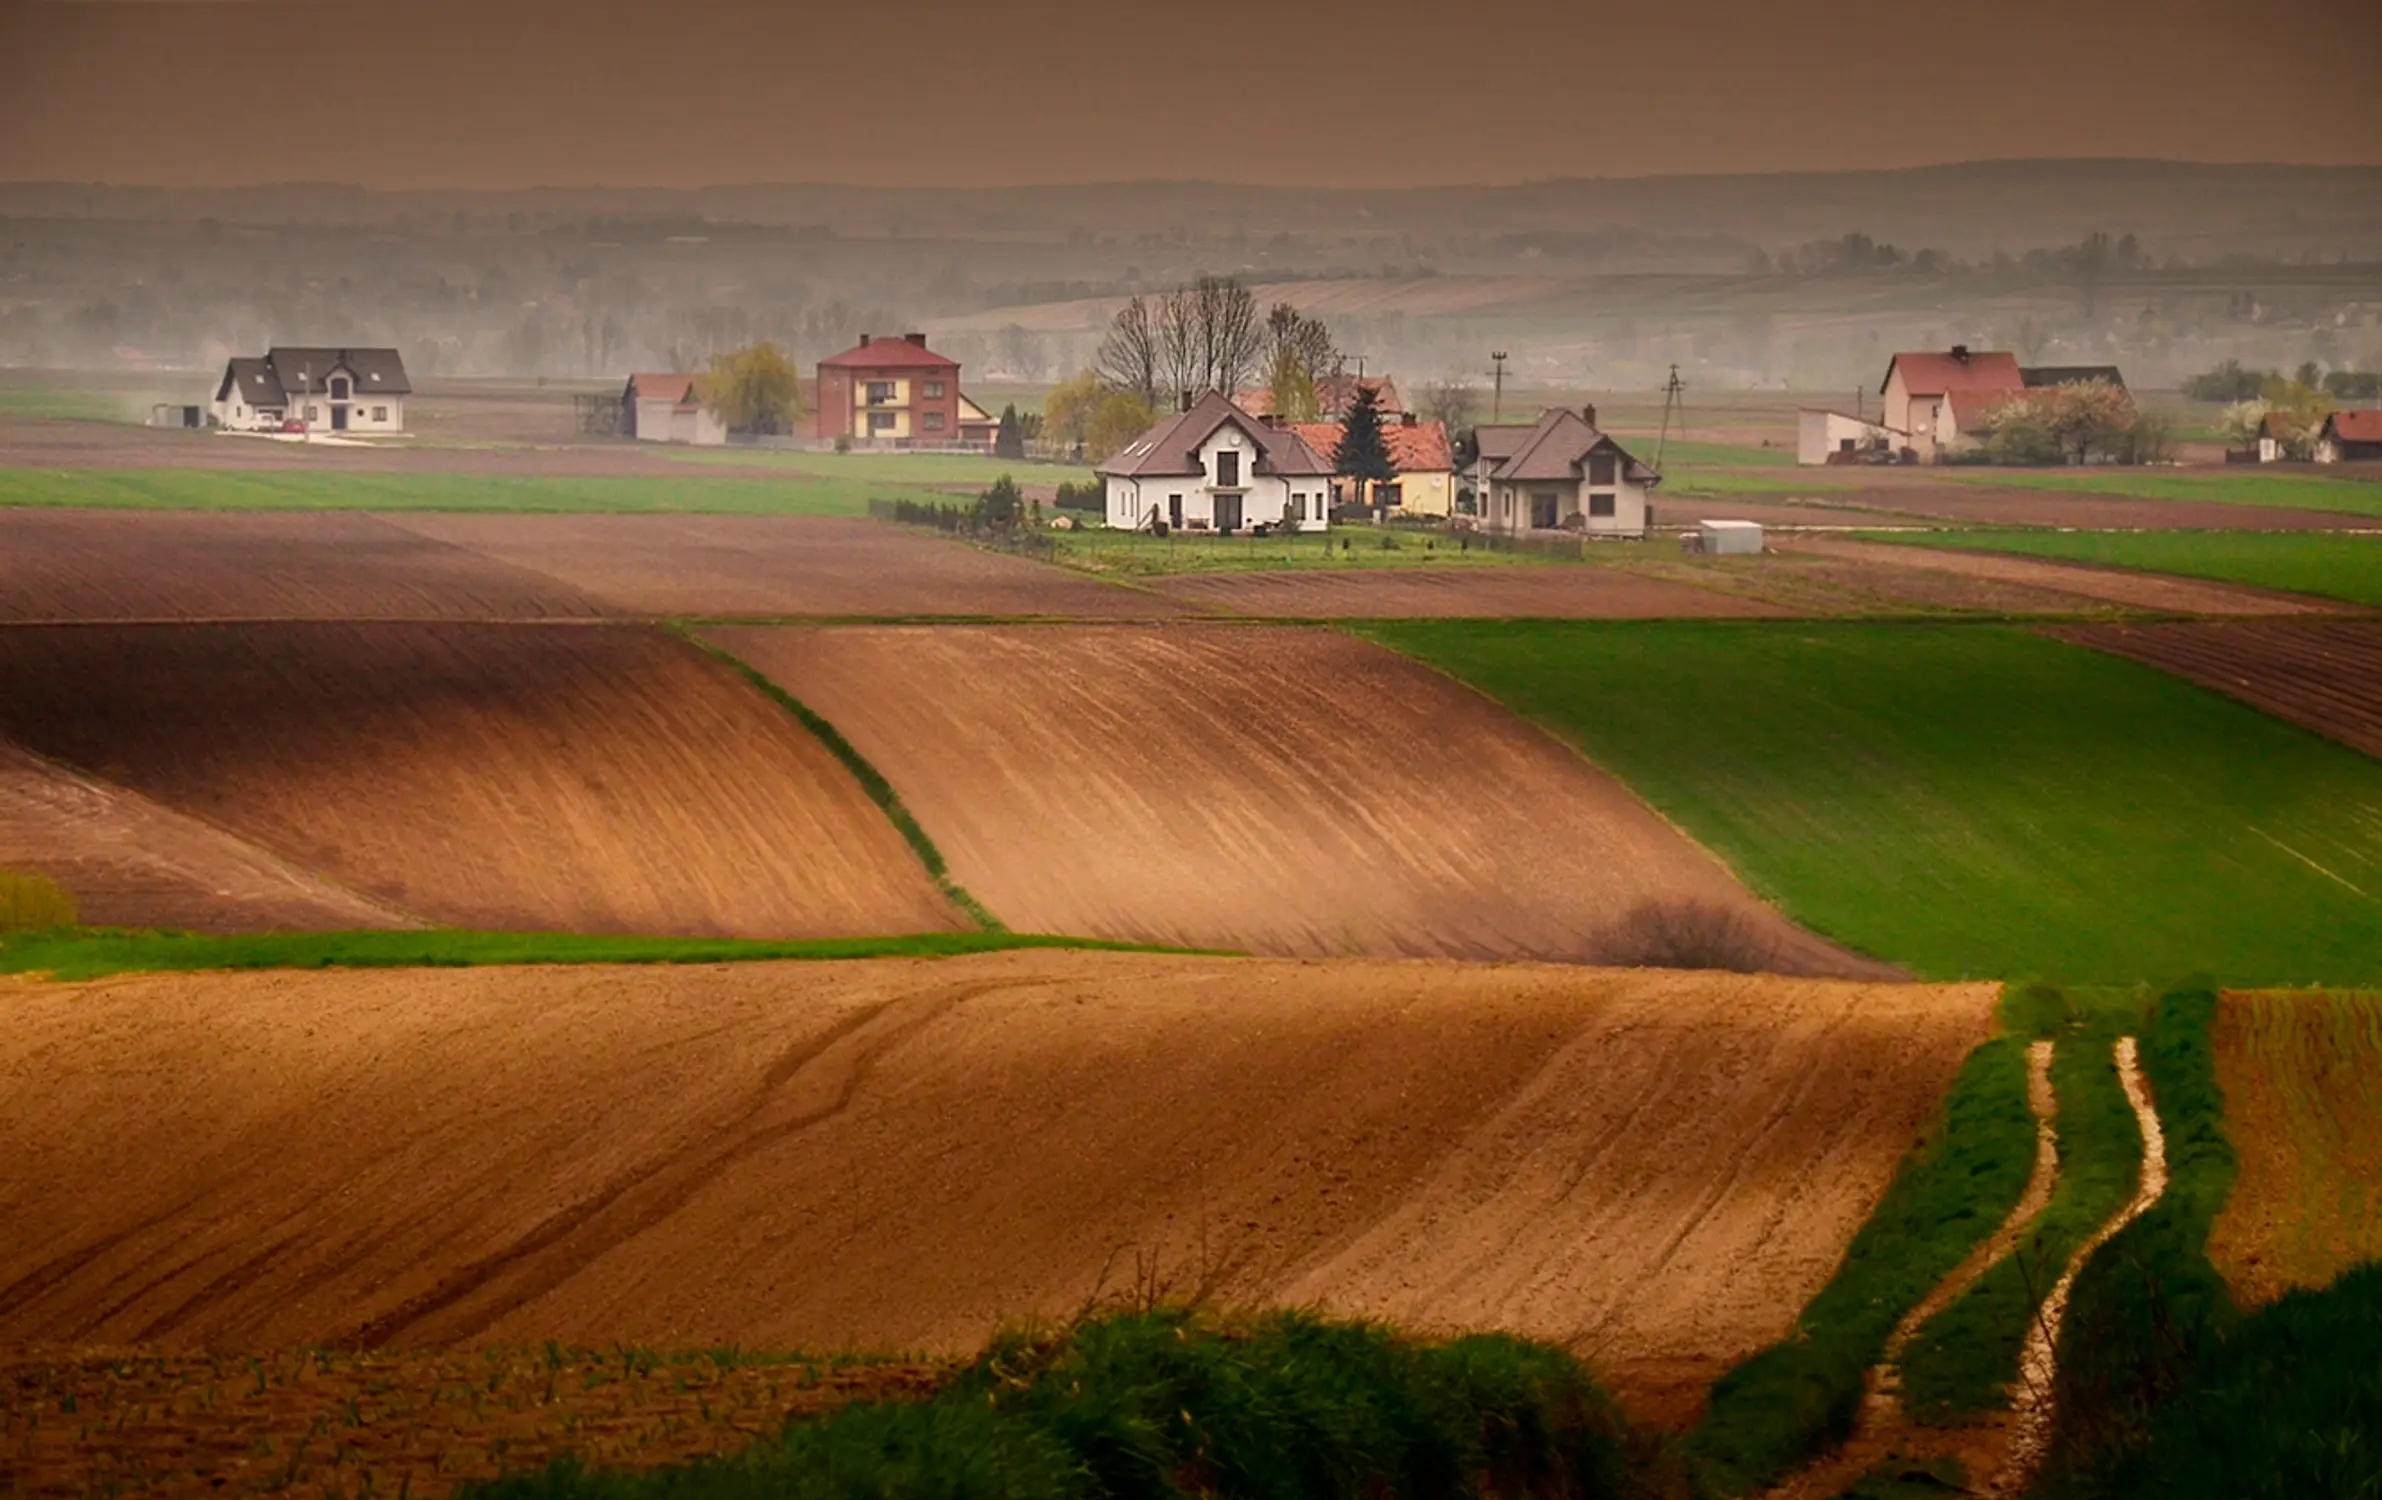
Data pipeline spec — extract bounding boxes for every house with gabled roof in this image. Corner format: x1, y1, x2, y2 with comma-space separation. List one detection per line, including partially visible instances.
1233, 374, 1405, 421
211, 347, 409, 433
622, 373, 726, 445
1284, 415, 1456, 517
2315, 409, 2382, 464
1878, 345, 2023, 462
1098, 391, 1334, 534
1472, 406, 1659, 537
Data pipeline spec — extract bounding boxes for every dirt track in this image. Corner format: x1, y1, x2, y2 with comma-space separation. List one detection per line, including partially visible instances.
1145, 566, 1786, 619
0, 622, 958, 937
0, 952, 1998, 1423
1772, 535, 2351, 616
387, 513, 1185, 618
709, 624, 1878, 972
2052, 620, 2382, 760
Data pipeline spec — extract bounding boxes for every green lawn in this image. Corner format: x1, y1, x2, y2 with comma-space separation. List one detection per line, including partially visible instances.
1946, 468, 2382, 520
1050, 526, 1544, 575
663, 447, 1096, 489
1632, 438, 1795, 469
1864, 529, 2382, 608
1658, 467, 1848, 497
0, 388, 139, 422
0, 467, 949, 515
1362, 621, 2382, 985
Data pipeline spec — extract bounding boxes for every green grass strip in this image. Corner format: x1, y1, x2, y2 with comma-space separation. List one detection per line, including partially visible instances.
1897, 990, 2148, 1419
1688, 1035, 2038, 1495
467, 1307, 1677, 1500
666, 625, 1004, 932
0, 927, 1185, 982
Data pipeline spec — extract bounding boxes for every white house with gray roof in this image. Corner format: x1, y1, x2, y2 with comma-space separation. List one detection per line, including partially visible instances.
1472, 406, 1659, 537
212, 347, 410, 433
1099, 391, 1334, 534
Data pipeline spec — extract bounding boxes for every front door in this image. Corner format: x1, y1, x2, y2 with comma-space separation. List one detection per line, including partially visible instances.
1168, 495, 1183, 530
1213, 494, 1243, 534
1530, 490, 1560, 529
331, 405, 349, 431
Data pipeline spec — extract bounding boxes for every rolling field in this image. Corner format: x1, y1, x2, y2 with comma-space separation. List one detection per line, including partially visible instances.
0, 466, 941, 514
704, 624, 1873, 971
1945, 468, 2382, 520
1770, 535, 2348, 615
1877, 529, 2382, 609
1145, 565, 1787, 619
1050, 528, 1548, 574
0, 622, 961, 937
1362, 621, 2382, 985
2207, 989, 2382, 1306
2052, 620, 2382, 760
0, 950, 1998, 1425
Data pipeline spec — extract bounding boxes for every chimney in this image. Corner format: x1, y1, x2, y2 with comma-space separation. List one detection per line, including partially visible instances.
857, 333, 870, 348
1180, 390, 1195, 413
1401, 411, 1418, 427
1582, 403, 1598, 427
904, 332, 928, 347
1951, 344, 1971, 362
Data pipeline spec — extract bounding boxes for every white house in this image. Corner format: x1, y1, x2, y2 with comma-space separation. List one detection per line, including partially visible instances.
1099, 391, 1333, 533
1472, 406, 1659, 537
1796, 407, 1903, 465
211, 347, 409, 433
622, 373, 727, 445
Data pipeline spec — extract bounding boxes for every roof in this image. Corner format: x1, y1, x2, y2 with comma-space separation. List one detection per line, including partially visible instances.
957, 392, 992, 423
1487, 408, 1660, 486
1098, 391, 1333, 480
2324, 409, 2382, 443
2258, 411, 2302, 440
2021, 365, 2127, 389
1944, 388, 2022, 430
625, 373, 701, 406
1471, 425, 1536, 465
817, 335, 958, 371
1285, 419, 1455, 474
217, 356, 286, 408
264, 347, 411, 395
1232, 375, 1403, 419
1881, 349, 2024, 397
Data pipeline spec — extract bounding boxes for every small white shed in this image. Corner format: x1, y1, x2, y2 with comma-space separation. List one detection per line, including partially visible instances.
1699, 519, 1764, 555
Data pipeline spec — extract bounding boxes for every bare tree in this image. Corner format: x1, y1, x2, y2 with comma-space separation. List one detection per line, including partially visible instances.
1155, 288, 1198, 404
1265, 302, 1335, 381
1417, 377, 1478, 437
1095, 296, 1159, 403
1187, 275, 1262, 396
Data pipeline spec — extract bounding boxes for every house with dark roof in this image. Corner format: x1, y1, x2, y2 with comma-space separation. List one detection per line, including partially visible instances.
1284, 415, 1456, 517
2316, 409, 2382, 464
1098, 391, 1334, 534
211, 347, 410, 433
1472, 406, 1659, 537
622, 373, 726, 446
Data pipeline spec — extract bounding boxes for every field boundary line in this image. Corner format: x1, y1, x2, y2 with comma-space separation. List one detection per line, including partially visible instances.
663, 623, 1006, 932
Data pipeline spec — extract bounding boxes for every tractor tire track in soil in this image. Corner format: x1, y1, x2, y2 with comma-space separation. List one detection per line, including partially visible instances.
2053, 619, 2382, 762
0, 952, 1996, 1426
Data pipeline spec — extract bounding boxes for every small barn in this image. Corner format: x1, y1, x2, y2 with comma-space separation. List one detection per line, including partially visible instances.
622, 374, 726, 446
2315, 410, 2382, 464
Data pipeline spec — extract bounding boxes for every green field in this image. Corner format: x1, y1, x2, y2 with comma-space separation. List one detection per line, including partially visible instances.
0, 387, 140, 423
1361, 621, 2382, 985
0, 467, 950, 514
1050, 526, 1545, 575
1946, 468, 2382, 520
1866, 529, 2382, 608
1631, 438, 1795, 469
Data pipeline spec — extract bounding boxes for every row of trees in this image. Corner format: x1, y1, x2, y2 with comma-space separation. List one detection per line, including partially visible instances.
2183, 358, 2380, 403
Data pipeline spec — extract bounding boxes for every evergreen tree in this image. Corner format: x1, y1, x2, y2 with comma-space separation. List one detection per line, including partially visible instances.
1333, 382, 1395, 510
994, 403, 1026, 460
974, 475, 1023, 532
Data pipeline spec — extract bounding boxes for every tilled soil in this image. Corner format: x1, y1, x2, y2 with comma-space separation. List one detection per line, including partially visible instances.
0, 622, 959, 937
708, 623, 1881, 973
0, 952, 1999, 1427
388, 513, 1188, 619
2050, 619, 2382, 760
1703, 483, 2377, 532
1772, 535, 2351, 616
1143, 566, 1787, 619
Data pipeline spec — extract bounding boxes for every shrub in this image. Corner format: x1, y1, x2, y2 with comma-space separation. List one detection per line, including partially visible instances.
1595, 898, 1778, 973
0, 868, 76, 931
1052, 480, 1105, 512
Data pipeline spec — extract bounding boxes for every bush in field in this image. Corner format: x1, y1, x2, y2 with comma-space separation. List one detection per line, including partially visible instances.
974, 475, 1023, 533
1596, 898, 1777, 973
0, 868, 76, 931
1052, 480, 1104, 512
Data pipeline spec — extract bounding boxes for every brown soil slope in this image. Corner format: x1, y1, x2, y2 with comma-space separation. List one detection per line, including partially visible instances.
709, 624, 1877, 973
2053, 620, 2382, 760
0, 743, 417, 932
0, 952, 1998, 1422
393, 513, 1187, 618
1774, 535, 2352, 616
0, 622, 957, 937
1147, 565, 1785, 619
0, 509, 603, 622
2208, 989, 2382, 1306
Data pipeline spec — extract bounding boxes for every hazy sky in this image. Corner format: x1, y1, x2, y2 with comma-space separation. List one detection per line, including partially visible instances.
3, 0, 2377, 189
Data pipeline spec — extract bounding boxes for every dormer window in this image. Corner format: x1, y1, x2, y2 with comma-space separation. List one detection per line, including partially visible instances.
330, 376, 351, 400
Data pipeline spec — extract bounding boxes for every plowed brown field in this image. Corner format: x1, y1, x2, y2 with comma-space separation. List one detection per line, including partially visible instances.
0, 952, 1998, 1424
1145, 566, 1784, 618
0, 623, 958, 937
0, 743, 416, 932
2208, 989, 2382, 1306
2052, 620, 2382, 760
708, 624, 1875, 972
0, 509, 603, 622
1773, 535, 2350, 615
390, 513, 1185, 618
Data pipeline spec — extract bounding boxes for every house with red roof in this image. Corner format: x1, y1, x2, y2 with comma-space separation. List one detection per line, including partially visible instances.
2316, 409, 2382, 464
1098, 391, 1334, 534
1879, 345, 2025, 462
813, 333, 993, 446
1283, 414, 1456, 517
622, 373, 726, 446
1233, 374, 1404, 421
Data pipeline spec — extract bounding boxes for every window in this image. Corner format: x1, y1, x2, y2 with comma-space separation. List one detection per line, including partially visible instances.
306, 406, 319, 422
1290, 493, 1306, 521
1588, 492, 1616, 518
372, 406, 388, 422
1214, 450, 1240, 487
921, 412, 946, 432
1588, 451, 1617, 485
866, 381, 896, 405
1376, 482, 1403, 508
1530, 490, 1560, 529
868, 411, 896, 433
923, 380, 945, 398
330, 376, 351, 400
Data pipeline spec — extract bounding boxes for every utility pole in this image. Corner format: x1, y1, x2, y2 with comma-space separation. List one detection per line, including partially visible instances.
1653, 364, 1686, 474
1490, 350, 1508, 425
